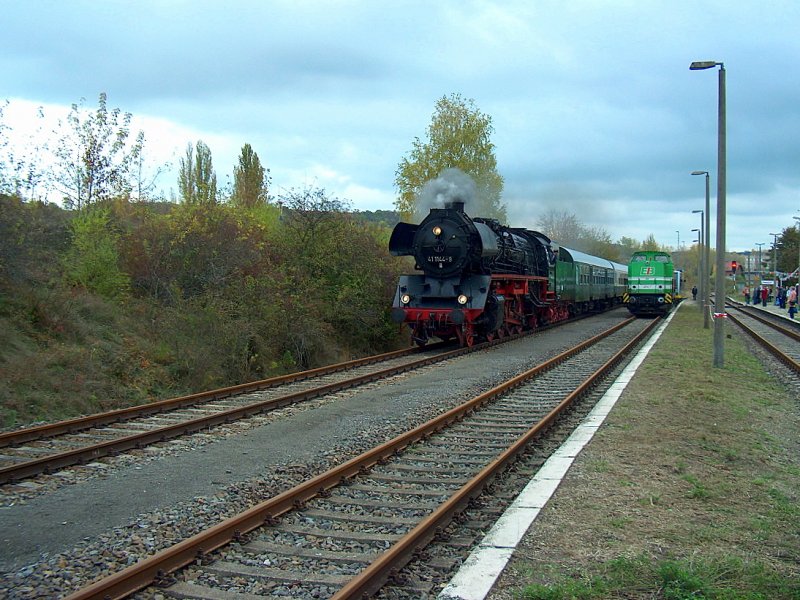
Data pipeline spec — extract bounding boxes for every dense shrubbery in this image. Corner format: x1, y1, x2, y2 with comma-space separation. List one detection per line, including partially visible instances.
0, 193, 405, 427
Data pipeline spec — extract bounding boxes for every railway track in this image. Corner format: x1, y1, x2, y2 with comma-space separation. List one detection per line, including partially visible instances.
64, 315, 659, 600
0, 342, 472, 486
725, 303, 800, 373
0, 312, 602, 488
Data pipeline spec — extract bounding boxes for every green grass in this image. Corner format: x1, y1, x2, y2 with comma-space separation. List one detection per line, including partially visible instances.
519, 555, 800, 599
682, 473, 711, 500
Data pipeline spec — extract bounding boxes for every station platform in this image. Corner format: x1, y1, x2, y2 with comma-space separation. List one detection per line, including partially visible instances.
729, 297, 797, 320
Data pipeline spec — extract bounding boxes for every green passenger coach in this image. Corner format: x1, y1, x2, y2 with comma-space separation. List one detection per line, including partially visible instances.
624, 250, 675, 316
553, 246, 628, 315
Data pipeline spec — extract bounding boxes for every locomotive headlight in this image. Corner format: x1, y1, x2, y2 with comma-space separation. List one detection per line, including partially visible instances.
401, 293, 411, 305
432, 225, 442, 236
457, 294, 468, 305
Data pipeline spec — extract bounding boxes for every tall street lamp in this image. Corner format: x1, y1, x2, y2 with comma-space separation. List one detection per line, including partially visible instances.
692, 171, 710, 328
692, 172, 710, 328
691, 210, 703, 277
769, 232, 780, 283
755, 242, 765, 281
794, 216, 800, 276
741, 250, 751, 292
691, 227, 701, 301
690, 60, 726, 367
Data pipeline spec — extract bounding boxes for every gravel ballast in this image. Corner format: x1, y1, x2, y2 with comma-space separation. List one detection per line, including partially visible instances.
0, 312, 628, 598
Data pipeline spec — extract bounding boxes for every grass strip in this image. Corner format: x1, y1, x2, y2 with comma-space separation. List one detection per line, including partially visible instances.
500, 305, 800, 599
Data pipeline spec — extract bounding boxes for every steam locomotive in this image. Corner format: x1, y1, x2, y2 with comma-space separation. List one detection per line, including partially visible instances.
389, 200, 627, 346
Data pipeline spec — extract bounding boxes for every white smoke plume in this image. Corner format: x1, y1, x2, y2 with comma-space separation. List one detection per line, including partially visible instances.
413, 167, 477, 223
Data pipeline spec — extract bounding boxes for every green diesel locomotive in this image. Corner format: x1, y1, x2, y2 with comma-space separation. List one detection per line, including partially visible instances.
624, 250, 675, 316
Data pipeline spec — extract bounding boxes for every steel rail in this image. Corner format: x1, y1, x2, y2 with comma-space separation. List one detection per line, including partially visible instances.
0, 342, 474, 485
0, 345, 445, 449
727, 304, 800, 343
726, 312, 800, 374
63, 316, 641, 600
0, 308, 602, 449
331, 316, 659, 599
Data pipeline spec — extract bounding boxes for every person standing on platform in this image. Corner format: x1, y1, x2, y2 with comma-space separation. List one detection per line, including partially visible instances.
743, 285, 750, 305
761, 286, 769, 306
788, 286, 797, 319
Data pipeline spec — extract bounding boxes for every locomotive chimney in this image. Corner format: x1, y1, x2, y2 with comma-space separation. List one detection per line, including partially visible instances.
446, 199, 465, 213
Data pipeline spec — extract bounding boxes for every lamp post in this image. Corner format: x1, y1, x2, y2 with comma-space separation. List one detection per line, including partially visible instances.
692, 187, 709, 328
769, 232, 779, 283
794, 216, 800, 276
755, 242, 765, 282
691, 227, 701, 304
692, 172, 710, 328
741, 250, 751, 292
690, 60, 726, 367
691, 211, 704, 301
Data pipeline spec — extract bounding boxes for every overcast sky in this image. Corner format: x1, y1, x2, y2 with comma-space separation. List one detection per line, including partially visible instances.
2, 0, 799, 252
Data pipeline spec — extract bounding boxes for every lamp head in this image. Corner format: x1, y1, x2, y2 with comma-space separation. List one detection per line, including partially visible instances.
690, 61, 719, 70
690, 171, 708, 176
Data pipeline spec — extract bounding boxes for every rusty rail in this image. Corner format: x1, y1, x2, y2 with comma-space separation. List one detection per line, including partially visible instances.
0, 345, 436, 450
64, 316, 651, 600
331, 316, 658, 599
726, 312, 800, 374
0, 342, 472, 485
727, 304, 800, 343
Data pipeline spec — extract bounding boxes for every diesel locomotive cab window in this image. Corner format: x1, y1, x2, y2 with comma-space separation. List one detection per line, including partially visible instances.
655, 256, 669, 262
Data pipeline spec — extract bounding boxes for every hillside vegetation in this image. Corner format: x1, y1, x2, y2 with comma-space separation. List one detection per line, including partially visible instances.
0, 194, 406, 428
